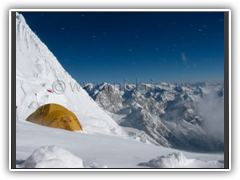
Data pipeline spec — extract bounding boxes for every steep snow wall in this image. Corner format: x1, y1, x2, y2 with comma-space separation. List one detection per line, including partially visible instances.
16, 12, 126, 136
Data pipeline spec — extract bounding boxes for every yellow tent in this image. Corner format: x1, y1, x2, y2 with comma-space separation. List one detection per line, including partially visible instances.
26, 103, 83, 131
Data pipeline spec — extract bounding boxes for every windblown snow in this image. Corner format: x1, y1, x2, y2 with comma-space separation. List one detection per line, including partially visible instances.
15, 12, 224, 169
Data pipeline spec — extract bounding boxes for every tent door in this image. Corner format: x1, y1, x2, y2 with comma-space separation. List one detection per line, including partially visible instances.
64, 116, 69, 122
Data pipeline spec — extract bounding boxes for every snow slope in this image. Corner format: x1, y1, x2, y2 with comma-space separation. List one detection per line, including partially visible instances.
16, 12, 126, 136
15, 12, 224, 169
16, 120, 224, 168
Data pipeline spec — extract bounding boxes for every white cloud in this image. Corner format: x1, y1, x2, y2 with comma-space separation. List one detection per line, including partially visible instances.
196, 90, 224, 143
181, 53, 187, 63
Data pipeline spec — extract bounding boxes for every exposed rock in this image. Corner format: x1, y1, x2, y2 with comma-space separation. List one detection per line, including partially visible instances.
84, 82, 224, 152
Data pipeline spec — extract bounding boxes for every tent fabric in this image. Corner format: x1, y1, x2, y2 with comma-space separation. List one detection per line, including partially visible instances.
26, 103, 83, 131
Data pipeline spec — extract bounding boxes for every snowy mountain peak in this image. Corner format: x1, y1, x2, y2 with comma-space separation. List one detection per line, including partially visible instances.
17, 15, 73, 84
16, 12, 26, 24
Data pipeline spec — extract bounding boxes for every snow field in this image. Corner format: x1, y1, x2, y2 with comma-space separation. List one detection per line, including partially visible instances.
16, 120, 223, 169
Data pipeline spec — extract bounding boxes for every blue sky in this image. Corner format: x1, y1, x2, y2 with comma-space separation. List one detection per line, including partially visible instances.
19, 11, 224, 84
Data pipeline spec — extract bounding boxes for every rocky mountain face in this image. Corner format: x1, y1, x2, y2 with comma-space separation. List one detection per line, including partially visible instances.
83, 82, 224, 152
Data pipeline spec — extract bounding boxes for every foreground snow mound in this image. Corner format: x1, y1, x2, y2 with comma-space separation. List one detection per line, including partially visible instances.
139, 152, 187, 168
21, 146, 84, 168
139, 151, 224, 168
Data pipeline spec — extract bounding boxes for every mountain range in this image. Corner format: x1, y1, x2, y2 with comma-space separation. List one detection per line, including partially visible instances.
83, 81, 224, 152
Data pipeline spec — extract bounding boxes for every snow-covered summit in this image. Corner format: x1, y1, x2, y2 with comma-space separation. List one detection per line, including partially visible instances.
16, 12, 26, 24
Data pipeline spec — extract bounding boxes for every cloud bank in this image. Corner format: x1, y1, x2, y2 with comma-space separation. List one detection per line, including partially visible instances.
196, 89, 224, 143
